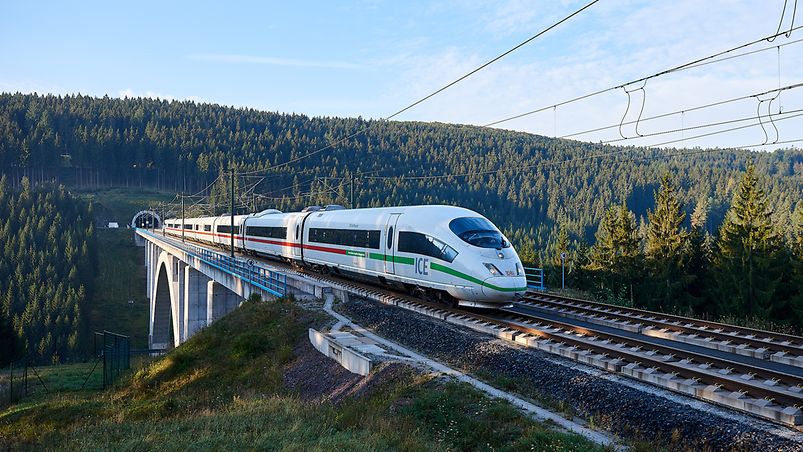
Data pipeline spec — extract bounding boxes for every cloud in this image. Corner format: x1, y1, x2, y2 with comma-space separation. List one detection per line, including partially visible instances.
376, 0, 803, 150
189, 53, 366, 70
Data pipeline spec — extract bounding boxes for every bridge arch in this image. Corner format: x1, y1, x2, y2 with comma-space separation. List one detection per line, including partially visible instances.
151, 262, 175, 349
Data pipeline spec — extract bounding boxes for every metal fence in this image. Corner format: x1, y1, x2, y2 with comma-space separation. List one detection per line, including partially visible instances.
524, 267, 545, 291
1, 359, 48, 408
94, 331, 130, 389
183, 242, 288, 297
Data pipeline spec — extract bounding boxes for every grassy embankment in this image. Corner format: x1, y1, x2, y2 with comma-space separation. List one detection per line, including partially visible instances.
0, 299, 603, 450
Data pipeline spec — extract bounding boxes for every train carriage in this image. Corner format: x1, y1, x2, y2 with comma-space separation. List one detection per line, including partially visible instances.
165, 204, 527, 308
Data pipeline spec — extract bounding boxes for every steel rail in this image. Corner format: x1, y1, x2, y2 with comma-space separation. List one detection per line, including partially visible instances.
488, 309, 803, 408
523, 292, 803, 355
498, 308, 803, 388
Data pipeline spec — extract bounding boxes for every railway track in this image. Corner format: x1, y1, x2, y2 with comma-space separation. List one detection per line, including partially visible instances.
161, 235, 803, 428
520, 292, 803, 367
285, 266, 803, 427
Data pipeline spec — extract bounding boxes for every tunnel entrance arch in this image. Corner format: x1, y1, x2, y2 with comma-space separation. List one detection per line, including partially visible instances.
132, 210, 161, 229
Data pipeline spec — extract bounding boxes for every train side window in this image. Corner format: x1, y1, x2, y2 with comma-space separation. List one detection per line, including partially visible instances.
204, 225, 211, 232
296, 225, 300, 239
308, 228, 381, 249
398, 231, 458, 263
387, 227, 394, 249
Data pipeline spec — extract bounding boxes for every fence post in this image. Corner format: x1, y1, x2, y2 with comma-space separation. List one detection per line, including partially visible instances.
102, 349, 106, 390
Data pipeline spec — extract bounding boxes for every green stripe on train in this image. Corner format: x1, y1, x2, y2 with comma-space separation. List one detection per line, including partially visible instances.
368, 253, 415, 265
430, 262, 526, 292
363, 251, 525, 293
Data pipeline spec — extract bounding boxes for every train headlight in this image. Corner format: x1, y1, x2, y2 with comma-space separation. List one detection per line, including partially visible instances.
484, 263, 502, 276
516, 263, 523, 276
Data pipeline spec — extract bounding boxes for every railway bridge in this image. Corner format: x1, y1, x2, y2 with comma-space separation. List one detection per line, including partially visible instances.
137, 229, 330, 350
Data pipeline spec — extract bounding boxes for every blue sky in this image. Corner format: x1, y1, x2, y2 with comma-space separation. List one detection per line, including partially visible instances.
2, 1, 802, 149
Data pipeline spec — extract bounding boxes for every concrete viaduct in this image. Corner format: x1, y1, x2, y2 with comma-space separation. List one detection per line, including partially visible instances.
138, 229, 327, 351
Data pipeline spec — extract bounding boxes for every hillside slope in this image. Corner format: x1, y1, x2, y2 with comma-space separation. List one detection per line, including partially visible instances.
1, 93, 801, 247
0, 298, 600, 450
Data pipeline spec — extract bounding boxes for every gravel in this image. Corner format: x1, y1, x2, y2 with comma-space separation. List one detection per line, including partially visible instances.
338, 298, 803, 451
283, 338, 415, 405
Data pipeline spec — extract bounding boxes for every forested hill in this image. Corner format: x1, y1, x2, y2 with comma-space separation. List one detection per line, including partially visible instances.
1, 92, 801, 248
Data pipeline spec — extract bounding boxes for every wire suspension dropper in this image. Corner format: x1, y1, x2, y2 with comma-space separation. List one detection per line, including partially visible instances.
482, 24, 803, 129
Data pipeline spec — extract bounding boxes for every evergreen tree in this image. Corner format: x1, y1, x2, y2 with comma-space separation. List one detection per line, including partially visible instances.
644, 174, 689, 311
0, 308, 19, 365
588, 207, 619, 278
615, 203, 643, 305
714, 165, 786, 319
588, 203, 642, 303
790, 204, 803, 324
684, 199, 713, 314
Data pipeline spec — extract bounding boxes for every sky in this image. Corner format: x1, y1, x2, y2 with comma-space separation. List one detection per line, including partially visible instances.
2, 0, 802, 150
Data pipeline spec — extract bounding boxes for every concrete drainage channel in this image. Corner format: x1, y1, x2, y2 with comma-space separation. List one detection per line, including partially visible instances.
308, 289, 618, 449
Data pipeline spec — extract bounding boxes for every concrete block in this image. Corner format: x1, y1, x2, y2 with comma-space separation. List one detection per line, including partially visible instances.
781, 406, 803, 426
514, 333, 532, 346
700, 384, 724, 400
498, 329, 517, 341
309, 328, 372, 376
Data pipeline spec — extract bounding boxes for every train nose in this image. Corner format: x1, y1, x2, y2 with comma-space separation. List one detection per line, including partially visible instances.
480, 276, 527, 299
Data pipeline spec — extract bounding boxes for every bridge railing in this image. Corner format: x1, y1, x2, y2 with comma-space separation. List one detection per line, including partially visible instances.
524, 267, 545, 291
183, 243, 287, 297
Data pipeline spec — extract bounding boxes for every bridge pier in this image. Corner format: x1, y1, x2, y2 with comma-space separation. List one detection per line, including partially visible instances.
184, 266, 210, 339
207, 281, 243, 324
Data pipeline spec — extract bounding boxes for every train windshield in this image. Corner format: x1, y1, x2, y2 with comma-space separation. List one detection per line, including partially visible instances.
449, 217, 510, 249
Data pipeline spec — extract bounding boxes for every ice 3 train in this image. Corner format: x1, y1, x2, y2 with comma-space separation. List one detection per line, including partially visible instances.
164, 205, 527, 308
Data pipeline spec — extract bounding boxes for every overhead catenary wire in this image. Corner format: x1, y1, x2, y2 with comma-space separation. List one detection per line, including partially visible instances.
560, 81, 803, 139
600, 106, 803, 145
482, 24, 803, 129
364, 109, 803, 182
645, 108, 803, 148
236, 0, 600, 176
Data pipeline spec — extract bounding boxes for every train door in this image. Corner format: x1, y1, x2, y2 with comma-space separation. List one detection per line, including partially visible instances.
292, 217, 302, 258
384, 213, 401, 274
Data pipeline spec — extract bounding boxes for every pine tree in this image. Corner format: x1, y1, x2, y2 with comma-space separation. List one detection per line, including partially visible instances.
684, 199, 713, 314
614, 203, 643, 305
588, 207, 619, 277
714, 165, 786, 318
644, 174, 689, 311
790, 204, 803, 324
0, 308, 19, 365
588, 203, 642, 304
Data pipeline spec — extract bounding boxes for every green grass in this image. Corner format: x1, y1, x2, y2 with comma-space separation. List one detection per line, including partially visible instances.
0, 299, 604, 451
76, 187, 175, 228
88, 228, 150, 349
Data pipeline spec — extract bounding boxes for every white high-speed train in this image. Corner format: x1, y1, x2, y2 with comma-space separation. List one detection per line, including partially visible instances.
164, 205, 527, 308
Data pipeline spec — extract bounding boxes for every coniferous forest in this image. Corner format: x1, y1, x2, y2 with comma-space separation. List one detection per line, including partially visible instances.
0, 92, 801, 340
0, 176, 96, 365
